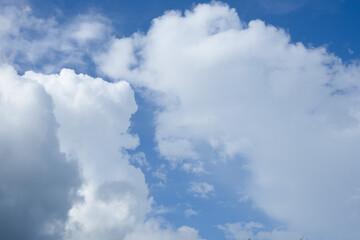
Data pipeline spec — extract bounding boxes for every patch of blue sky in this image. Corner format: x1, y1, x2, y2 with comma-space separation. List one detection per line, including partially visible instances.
10, 0, 360, 75
128, 93, 278, 240
28, 0, 360, 61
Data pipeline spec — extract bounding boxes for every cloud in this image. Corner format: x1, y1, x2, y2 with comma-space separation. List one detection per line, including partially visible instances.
3, 1, 360, 239
69, 16, 111, 45
218, 222, 301, 240
95, 37, 138, 80
0, 64, 205, 240
0, 2, 112, 73
96, 2, 360, 239
130, 152, 151, 170
0, 3, 206, 239
0, 64, 80, 240
152, 164, 168, 186
22, 68, 204, 240
188, 182, 215, 198
23, 68, 148, 240
185, 208, 199, 217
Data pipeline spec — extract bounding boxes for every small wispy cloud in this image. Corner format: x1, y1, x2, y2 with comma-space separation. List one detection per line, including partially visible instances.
238, 195, 249, 203
218, 222, 302, 240
152, 164, 168, 187
185, 208, 199, 217
188, 182, 215, 198
129, 152, 151, 170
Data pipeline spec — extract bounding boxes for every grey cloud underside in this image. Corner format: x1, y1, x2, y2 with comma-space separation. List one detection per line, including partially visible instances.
0, 65, 81, 240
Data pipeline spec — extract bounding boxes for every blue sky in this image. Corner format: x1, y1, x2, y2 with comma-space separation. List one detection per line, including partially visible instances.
1, 1, 360, 240
28, 0, 360, 59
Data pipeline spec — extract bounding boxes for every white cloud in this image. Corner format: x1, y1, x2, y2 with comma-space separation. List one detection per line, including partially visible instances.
188, 182, 215, 198
96, 2, 360, 239
218, 222, 302, 240
23, 69, 148, 240
0, 3, 206, 239
22, 68, 204, 240
3, 1, 360, 239
0, 64, 80, 240
95, 37, 138, 80
69, 17, 111, 45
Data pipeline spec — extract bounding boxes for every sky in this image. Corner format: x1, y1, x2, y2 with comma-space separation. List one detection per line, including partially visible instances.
1, 0, 360, 240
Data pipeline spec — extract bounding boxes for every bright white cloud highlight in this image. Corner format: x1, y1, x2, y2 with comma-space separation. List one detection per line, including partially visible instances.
96, 2, 360, 239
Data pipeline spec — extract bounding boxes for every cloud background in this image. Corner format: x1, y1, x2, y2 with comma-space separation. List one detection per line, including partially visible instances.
1, 1, 360, 240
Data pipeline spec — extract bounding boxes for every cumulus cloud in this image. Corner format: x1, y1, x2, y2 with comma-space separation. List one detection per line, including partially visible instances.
0, 64, 80, 240
188, 182, 215, 198
23, 69, 148, 240
0, 2, 207, 238
22, 68, 204, 240
3, 0, 360, 239
96, 2, 360, 239
95, 37, 139, 80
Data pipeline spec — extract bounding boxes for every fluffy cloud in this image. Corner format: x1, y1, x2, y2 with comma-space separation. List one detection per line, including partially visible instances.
0, 3, 206, 239
23, 69, 148, 240
0, 64, 80, 240
96, 2, 360, 239
3, 0, 360, 239
23, 68, 204, 240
